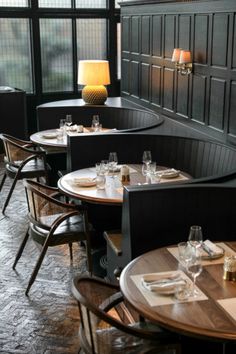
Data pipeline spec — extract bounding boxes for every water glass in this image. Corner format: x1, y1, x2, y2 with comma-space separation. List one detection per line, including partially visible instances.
96, 174, 106, 189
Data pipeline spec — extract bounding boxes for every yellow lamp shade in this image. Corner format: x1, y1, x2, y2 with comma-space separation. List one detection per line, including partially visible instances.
78, 60, 110, 104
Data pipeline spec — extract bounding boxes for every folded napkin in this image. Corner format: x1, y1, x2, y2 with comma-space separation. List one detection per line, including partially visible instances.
141, 272, 186, 294
201, 240, 224, 257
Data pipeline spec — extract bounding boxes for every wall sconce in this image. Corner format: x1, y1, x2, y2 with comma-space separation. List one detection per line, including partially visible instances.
172, 48, 192, 75
78, 60, 111, 105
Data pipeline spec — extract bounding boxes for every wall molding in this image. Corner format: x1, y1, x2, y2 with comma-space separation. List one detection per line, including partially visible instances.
121, 0, 236, 146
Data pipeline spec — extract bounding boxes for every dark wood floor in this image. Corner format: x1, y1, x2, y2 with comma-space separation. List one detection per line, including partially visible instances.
0, 159, 88, 353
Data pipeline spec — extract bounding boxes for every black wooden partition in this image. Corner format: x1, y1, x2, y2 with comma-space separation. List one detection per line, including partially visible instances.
67, 133, 236, 183
107, 183, 236, 280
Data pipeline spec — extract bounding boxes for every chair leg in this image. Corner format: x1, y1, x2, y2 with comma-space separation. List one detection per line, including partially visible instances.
2, 176, 18, 214
13, 227, 30, 269
69, 242, 73, 260
85, 239, 93, 275
25, 243, 49, 296
0, 172, 6, 192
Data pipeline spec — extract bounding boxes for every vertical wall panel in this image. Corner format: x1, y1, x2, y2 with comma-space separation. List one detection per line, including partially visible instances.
228, 81, 236, 136
121, 59, 130, 94
130, 61, 139, 98
122, 16, 130, 52
232, 14, 236, 69
131, 16, 140, 53
151, 64, 161, 106
164, 15, 175, 58
209, 78, 225, 131
176, 74, 189, 117
140, 62, 150, 101
212, 14, 228, 67
179, 15, 191, 50
194, 15, 208, 64
141, 16, 150, 55
163, 68, 175, 111
191, 75, 206, 123
152, 15, 162, 57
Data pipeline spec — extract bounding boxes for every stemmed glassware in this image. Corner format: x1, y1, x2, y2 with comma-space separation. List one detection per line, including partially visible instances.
108, 152, 118, 177
188, 225, 203, 249
187, 248, 203, 297
65, 114, 72, 130
142, 150, 152, 165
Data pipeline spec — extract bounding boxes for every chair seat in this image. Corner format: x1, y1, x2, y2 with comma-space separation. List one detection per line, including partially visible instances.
31, 215, 88, 246
82, 326, 176, 354
6, 160, 48, 178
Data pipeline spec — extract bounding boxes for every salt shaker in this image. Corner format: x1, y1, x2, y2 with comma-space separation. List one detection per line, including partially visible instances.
121, 165, 130, 183
223, 255, 236, 281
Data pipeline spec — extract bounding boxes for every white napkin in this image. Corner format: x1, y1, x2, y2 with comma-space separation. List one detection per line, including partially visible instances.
141, 272, 186, 294
201, 240, 224, 256
204, 240, 223, 254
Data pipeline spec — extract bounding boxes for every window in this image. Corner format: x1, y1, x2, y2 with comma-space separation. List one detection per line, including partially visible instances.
0, 18, 33, 92
38, 0, 71, 8
40, 19, 73, 92
0, 1, 120, 94
76, 0, 106, 9
0, 0, 28, 6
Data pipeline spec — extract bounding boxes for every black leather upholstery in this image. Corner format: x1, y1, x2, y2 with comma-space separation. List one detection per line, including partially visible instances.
107, 183, 236, 281
67, 133, 236, 183
37, 105, 161, 132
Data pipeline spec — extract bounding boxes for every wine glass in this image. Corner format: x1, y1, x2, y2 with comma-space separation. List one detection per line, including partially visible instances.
65, 114, 72, 130
187, 248, 203, 297
188, 225, 203, 249
91, 115, 100, 131
108, 152, 118, 177
142, 150, 152, 165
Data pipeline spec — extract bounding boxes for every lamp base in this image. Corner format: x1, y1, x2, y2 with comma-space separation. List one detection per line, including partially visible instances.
82, 85, 108, 105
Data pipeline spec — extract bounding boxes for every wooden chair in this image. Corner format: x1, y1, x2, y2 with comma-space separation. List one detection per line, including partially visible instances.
72, 275, 181, 354
13, 179, 92, 295
0, 134, 49, 214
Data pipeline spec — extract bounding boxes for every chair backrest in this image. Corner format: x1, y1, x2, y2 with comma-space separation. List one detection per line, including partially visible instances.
24, 179, 74, 230
72, 276, 127, 354
120, 183, 236, 266
1, 134, 33, 163
67, 133, 236, 183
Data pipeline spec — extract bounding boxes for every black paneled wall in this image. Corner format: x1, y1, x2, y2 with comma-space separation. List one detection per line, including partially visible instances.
121, 0, 236, 146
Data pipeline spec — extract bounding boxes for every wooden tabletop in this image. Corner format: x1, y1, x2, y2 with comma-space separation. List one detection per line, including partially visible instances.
30, 127, 113, 149
58, 164, 190, 205
120, 242, 236, 342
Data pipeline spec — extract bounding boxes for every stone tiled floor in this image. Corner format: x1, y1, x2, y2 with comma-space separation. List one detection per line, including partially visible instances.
0, 160, 88, 353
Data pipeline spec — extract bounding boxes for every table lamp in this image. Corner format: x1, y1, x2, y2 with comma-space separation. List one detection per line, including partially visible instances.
78, 60, 110, 105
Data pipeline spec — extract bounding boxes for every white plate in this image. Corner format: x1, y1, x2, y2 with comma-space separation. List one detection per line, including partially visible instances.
72, 177, 96, 187
160, 169, 180, 179
41, 133, 58, 139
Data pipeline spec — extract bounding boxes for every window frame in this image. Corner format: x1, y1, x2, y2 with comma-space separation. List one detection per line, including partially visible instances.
0, 0, 120, 97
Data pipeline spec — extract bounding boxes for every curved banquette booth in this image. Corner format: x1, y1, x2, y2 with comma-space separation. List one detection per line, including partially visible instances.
67, 133, 236, 183
67, 132, 236, 280
104, 183, 236, 281
36, 98, 162, 132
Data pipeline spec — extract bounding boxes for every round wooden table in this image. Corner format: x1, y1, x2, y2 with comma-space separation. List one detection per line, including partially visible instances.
30, 127, 113, 149
57, 164, 191, 205
120, 242, 236, 343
